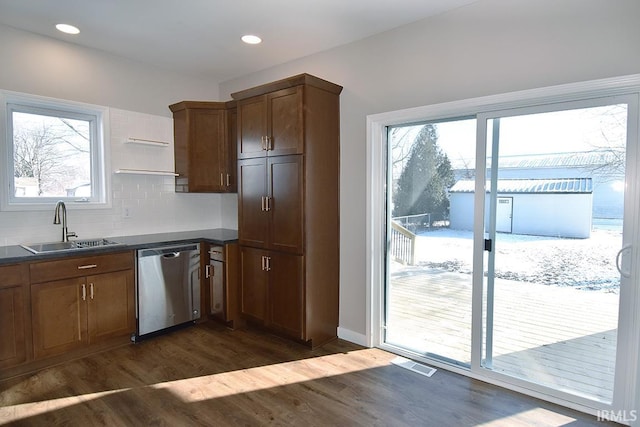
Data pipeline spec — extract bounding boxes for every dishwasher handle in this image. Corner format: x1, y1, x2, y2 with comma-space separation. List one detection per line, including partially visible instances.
162, 252, 180, 259
138, 244, 199, 258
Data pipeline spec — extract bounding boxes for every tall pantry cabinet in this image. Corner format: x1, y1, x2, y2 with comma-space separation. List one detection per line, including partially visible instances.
232, 74, 342, 348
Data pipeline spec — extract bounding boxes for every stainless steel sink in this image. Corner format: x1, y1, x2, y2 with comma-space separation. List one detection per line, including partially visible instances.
21, 238, 124, 254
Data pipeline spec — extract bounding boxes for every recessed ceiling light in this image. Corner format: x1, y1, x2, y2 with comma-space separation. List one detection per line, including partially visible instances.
241, 35, 262, 45
56, 24, 80, 35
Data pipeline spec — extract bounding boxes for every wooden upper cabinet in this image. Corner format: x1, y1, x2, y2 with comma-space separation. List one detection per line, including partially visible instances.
226, 104, 238, 192
237, 86, 303, 159
267, 87, 303, 156
170, 101, 236, 193
237, 96, 267, 159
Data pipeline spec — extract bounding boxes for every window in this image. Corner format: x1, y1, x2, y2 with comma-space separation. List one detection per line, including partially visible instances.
1, 91, 109, 210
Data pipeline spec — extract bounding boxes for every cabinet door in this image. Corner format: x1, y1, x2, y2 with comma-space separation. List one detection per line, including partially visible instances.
0, 264, 29, 369
226, 106, 238, 192
269, 155, 304, 254
0, 286, 26, 368
268, 252, 304, 339
240, 246, 268, 322
190, 108, 226, 192
238, 96, 267, 159
267, 87, 304, 156
32, 278, 87, 359
238, 158, 268, 248
87, 270, 135, 344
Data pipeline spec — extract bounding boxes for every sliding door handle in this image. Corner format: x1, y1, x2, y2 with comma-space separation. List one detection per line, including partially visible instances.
616, 244, 632, 278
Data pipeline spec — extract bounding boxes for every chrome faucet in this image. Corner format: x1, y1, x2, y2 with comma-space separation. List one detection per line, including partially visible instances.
53, 201, 77, 242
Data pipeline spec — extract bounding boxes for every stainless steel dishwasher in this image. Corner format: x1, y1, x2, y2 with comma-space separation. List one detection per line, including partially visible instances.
136, 243, 200, 338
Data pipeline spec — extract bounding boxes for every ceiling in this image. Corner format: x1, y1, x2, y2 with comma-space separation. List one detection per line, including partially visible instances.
0, 0, 479, 81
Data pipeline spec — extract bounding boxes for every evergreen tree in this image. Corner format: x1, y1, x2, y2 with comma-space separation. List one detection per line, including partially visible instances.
392, 124, 455, 223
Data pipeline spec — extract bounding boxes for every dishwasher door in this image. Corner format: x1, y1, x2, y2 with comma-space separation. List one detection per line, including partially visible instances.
137, 243, 200, 336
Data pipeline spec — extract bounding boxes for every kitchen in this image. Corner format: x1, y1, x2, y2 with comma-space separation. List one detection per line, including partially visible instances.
1, 0, 639, 425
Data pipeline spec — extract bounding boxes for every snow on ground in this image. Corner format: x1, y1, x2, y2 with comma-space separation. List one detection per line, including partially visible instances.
405, 227, 623, 293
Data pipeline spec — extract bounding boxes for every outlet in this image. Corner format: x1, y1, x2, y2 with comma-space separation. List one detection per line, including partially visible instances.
122, 206, 132, 219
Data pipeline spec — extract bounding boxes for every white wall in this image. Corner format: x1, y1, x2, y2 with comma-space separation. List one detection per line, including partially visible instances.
218, 0, 640, 339
450, 192, 593, 238
0, 24, 219, 116
0, 23, 235, 246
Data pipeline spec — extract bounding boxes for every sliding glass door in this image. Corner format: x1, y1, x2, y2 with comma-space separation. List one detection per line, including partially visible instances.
385, 118, 476, 366
382, 92, 639, 408
480, 97, 635, 403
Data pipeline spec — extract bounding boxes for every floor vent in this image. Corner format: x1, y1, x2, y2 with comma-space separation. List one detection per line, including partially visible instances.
391, 356, 437, 378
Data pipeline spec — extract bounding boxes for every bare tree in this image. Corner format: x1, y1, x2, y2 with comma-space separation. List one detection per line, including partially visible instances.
13, 115, 89, 196
582, 104, 627, 177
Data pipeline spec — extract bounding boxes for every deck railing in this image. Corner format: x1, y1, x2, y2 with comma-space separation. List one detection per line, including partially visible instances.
390, 221, 416, 265
393, 213, 432, 233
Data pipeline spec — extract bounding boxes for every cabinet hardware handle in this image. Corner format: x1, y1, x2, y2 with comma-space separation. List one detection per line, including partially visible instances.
90, 283, 94, 300
226, 174, 231, 187
261, 255, 266, 271
267, 136, 272, 151
220, 173, 224, 186
77, 264, 97, 270
261, 136, 267, 151
205, 264, 211, 278
265, 256, 271, 271
81, 284, 86, 301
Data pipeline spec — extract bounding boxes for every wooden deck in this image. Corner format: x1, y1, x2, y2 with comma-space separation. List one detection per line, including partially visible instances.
386, 268, 618, 402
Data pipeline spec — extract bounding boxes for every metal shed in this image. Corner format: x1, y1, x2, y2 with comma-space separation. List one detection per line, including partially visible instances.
449, 178, 593, 238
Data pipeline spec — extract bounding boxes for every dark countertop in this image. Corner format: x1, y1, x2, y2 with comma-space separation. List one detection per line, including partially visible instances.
0, 228, 238, 265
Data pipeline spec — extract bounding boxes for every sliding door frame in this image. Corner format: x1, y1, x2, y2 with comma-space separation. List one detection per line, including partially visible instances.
366, 74, 640, 419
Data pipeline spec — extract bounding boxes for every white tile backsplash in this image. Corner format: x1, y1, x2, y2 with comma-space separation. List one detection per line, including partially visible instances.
0, 107, 237, 247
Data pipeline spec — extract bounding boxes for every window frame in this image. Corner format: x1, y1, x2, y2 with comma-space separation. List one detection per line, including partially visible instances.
0, 90, 111, 211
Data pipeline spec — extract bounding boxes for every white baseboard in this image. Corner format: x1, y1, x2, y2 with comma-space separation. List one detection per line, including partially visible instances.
337, 327, 369, 347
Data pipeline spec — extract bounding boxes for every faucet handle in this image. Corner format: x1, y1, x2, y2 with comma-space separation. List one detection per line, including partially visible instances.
67, 231, 78, 239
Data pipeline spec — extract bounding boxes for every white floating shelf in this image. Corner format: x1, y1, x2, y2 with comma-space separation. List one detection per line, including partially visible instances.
114, 169, 178, 176
125, 137, 170, 147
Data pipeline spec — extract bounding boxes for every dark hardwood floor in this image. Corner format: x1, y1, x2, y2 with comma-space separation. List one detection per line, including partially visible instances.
0, 323, 619, 426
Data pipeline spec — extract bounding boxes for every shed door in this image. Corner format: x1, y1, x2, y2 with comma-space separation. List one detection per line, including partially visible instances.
495, 197, 512, 233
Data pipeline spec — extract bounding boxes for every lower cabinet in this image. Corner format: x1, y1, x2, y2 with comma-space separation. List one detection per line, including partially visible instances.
240, 246, 303, 340
0, 263, 30, 369
30, 252, 135, 360
205, 242, 240, 327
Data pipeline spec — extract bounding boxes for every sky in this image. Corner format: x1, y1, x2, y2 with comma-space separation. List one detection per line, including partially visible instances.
391, 103, 628, 177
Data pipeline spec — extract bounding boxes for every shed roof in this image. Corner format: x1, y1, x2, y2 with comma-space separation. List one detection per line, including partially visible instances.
449, 178, 593, 194
451, 151, 620, 171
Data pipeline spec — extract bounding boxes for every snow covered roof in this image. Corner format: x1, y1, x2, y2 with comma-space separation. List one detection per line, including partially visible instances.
451, 151, 619, 170
449, 178, 593, 194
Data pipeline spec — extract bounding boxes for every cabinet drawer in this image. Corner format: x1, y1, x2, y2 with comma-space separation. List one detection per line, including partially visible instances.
0, 263, 28, 289
30, 251, 134, 283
